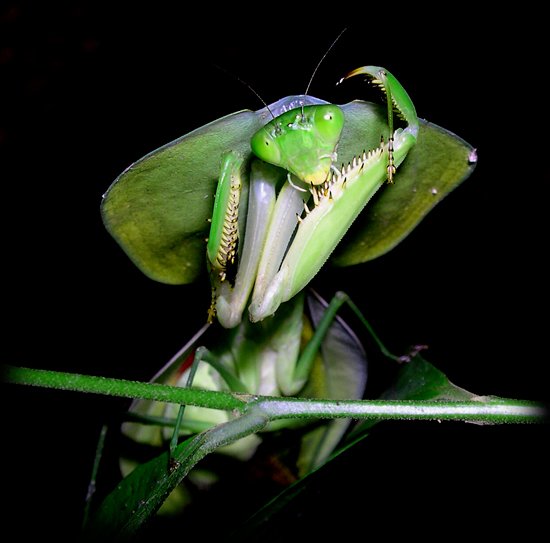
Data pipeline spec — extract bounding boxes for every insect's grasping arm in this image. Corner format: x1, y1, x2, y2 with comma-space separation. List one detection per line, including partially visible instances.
248, 66, 419, 322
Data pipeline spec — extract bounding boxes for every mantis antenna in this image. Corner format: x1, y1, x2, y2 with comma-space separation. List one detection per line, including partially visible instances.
213, 63, 276, 121
302, 27, 348, 114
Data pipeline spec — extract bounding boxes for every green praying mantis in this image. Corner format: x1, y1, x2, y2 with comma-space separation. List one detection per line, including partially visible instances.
205, 66, 418, 328
101, 63, 474, 332
101, 56, 475, 497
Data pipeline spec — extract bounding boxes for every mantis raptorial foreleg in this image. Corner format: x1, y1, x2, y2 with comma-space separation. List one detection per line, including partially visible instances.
168, 350, 202, 465
208, 158, 288, 328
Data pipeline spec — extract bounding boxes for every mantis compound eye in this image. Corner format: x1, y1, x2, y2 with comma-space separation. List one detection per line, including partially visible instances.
312, 105, 344, 143
250, 128, 282, 166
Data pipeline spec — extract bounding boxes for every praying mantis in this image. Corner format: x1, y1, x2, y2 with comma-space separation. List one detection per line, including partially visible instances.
205, 66, 418, 327
102, 57, 475, 494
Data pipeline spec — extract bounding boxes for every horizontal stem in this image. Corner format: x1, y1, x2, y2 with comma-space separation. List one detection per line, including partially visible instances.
3, 365, 547, 425
2, 365, 246, 411
255, 397, 547, 424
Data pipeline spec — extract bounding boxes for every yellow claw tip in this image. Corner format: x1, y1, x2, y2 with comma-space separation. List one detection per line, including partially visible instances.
342, 67, 369, 81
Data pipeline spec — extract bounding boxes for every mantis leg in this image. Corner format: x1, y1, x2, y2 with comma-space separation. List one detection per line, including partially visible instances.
248, 177, 311, 321
345, 66, 419, 183
192, 346, 247, 392
215, 161, 284, 328
206, 152, 247, 283
249, 68, 419, 323
291, 288, 421, 472
293, 290, 405, 391
168, 351, 202, 463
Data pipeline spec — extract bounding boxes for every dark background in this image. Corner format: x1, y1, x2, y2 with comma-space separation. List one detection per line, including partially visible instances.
2, 2, 548, 540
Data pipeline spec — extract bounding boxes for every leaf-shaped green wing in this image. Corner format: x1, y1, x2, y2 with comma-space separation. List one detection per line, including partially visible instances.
333, 103, 476, 265
296, 290, 368, 474
102, 98, 476, 284
101, 111, 262, 284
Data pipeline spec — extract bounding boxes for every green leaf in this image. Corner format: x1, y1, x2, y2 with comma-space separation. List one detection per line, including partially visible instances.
380, 354, 475, 402
332, 116, 476, 266
349, 354, 475, 441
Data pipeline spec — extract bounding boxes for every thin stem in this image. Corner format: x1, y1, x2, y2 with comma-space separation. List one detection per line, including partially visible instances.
254, 397, 546, 425
2, 365, 246, 411
3, 365, 547, 424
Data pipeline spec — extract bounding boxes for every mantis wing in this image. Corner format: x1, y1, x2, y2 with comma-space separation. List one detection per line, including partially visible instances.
101, 110, 263, 285
333, 102, 477, 266
297, 289, 368, 474
102, 98, 475, 284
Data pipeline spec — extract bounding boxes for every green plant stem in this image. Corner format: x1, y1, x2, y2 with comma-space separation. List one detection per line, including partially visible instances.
3, 365, 546, 424
125, 409, 269, 538
86, 410, 270, 541
255, 398, 545, 424
3, 365, 246, 410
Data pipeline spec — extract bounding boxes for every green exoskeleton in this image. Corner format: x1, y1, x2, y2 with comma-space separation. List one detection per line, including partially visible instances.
119, 66, 418, 500
101, 64, 474, 309
206, 67, 418, 328
101, 58, 475, 513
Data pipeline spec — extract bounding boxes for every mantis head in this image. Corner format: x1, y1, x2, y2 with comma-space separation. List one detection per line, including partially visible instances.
250, 104, 344, 186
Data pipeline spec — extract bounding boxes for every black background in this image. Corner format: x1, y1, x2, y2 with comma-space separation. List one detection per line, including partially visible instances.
2, 2, 548, 540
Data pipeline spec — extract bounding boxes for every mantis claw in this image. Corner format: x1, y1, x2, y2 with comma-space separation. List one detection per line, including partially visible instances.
342, 65, 419, 184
